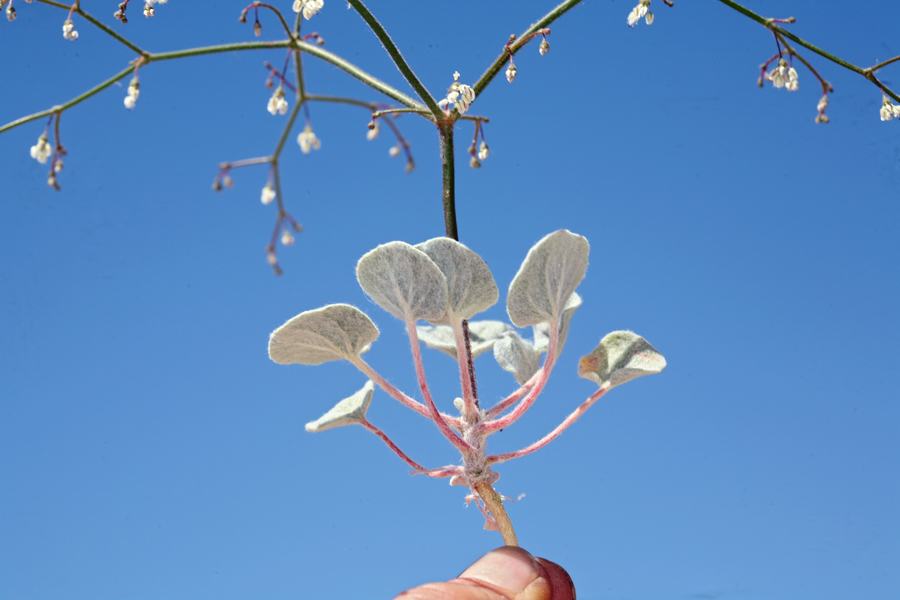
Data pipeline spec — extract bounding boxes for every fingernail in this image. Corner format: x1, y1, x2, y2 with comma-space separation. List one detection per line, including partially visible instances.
459, 546, 542, 593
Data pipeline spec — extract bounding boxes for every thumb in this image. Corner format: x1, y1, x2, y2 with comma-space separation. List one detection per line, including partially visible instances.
457, 546, 575, 600
395, 546, 576, 600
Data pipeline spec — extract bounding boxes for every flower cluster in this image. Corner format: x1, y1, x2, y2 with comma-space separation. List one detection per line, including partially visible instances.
293, 0, 323, 20
627, 0, 653, 27
261, 183, 276, 205
268, 231, 665, 537
62, 19, 78, 41
439, 72, 476, 114
766, 58, 799, 91
815, 94, 829, 124
297, 125, 321, 154
30, 134, 52, 164
879, 94, 900, 121
267, 86, 289, 116
124, 77, 140, 109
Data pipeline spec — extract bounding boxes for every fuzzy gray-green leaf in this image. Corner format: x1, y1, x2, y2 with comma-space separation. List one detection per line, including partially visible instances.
269, 304, 379, 365
494, 332, 542, 385
507, 230, 589, 328
305, 381, 374, 432
578, 331, 666, 388
357, 241, 448, 324
415, 237, 498, 324
417, 320, 515, 359
533, 291, 582, 356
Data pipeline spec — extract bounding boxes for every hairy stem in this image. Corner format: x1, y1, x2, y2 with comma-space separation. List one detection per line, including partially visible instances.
346, 0, 442, 119
473, 0, 583, 98
473, 480, 518, 547
487, 386, 609, 465
437, 121, 458, 240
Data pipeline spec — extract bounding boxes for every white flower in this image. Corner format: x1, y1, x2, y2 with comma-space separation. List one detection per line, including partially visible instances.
293, 0, 323, 20
261, 184, 276, 205
281, 230, 295, 246
30, 134, 52, 164
505, 63, 517, 83
124, 77, 140, 109
54, 159, 64, 173
627, 0, 650, 27
469, 155, 481, 169
880, 98, 895, 122
6, 4, 16, 21
539, 40, 549, 56
443, 71, 476, 114
267, 86, 288, 115
62, 19, 78, 41
389, 145, 401, 158
477, 141, 489, 161
893, 104, 900, 118
766, 58, 788, 89
785, 67, 799, 91
297, 125, 321, 154
817, 95, 828, 113
366, 120, 379, 141
143, 3, 154, 17
455, 84, 475, 113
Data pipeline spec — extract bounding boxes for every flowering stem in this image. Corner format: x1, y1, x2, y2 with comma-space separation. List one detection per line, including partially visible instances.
487, 386, 609, 465
346, 0, 443, 120
473, 480, 518, 547
472, 0, 583, 98
437, 121, 458, 240
34, 0, 148, 56
866, 55, 900, 73
775, 33, 833, 93
0, 65, 134, 134
716, 0, 900, 102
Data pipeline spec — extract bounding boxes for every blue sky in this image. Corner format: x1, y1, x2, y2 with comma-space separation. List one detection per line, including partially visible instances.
1, 1, 898, 599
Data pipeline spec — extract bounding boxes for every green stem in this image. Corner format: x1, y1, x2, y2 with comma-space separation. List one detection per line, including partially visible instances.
866, 55, 900, 73
34, 0, 148, 56
473, 0, 583, 98
294, 40, 424, 110
438, 121, 458, 241
346, 0, 442, 120
0, 65, 134, 134
716, 0, 900, 102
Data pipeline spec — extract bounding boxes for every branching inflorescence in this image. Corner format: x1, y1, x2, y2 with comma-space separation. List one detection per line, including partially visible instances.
268, 230, 667, 545
5, 0, 900, 273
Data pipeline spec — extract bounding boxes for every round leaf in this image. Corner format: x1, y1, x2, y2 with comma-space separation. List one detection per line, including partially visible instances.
357, 242, 448, 323
578, 331, 666, 388
305, 381, 374, 432
269, 304, 379, 365
415, 237, 498, 324
507, 230, 589, 327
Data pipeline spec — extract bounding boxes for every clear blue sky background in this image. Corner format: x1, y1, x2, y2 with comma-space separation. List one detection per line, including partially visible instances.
1, 1, 898, 599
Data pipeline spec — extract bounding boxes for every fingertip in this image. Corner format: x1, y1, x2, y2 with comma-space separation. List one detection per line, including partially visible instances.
535, 558, 576, 600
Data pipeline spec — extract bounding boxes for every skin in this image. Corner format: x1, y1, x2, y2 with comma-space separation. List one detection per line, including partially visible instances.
394, 546, 576, 600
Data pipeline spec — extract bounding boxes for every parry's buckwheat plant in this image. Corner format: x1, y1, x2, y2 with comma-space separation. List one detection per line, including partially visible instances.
268, 230, 666, 543
2, 0, 900, 564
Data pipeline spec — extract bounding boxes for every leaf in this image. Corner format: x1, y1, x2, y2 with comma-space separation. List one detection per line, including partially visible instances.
415, 237, 498, 324
357, 241, 448, 324
494, 332, 542, 385
305, 381, 374, 432
578, 331, 666, 388
533, 291, 582, 356
416, 320, 515, 359
507, 230, 589, 328
269, 304, 379, 365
